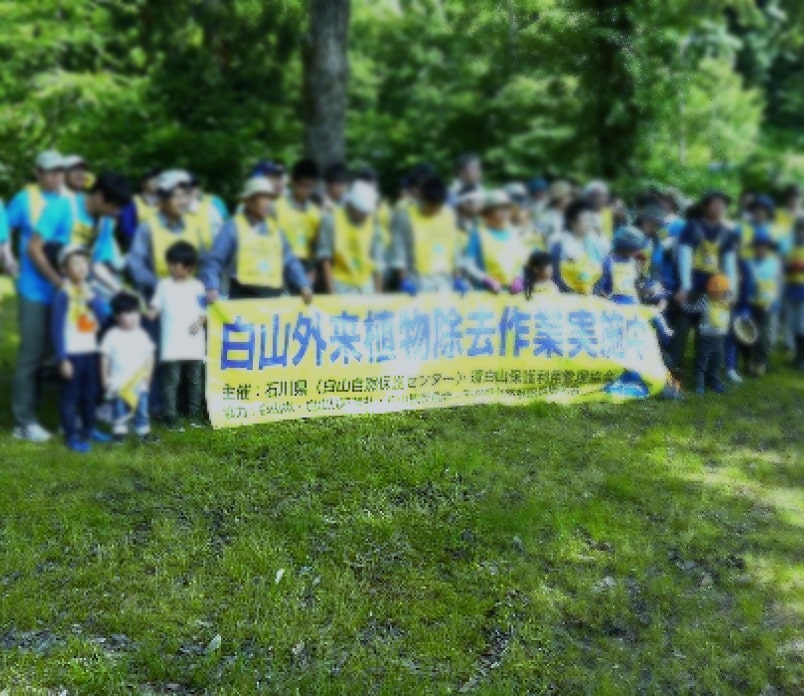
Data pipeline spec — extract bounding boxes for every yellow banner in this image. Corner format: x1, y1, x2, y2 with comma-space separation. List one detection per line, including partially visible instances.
206, 294, 668, 429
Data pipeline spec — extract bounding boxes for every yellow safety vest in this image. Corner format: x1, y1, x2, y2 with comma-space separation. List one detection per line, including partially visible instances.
479, 226, 526, 285
773, 209, 794, 242
409, 205, 460, 277
332, 207, 375, 288
785, 247, 804, 285
187, 195, 218, 247
706, 300, 731, 332
610, 259, 638, 298
234, 214, 283, 288
134, 194, 157, 224
600, 207, 615, 241
693, 238, 722, 275
25, 184, 47, 227
560, 240, 602, 295
275, 196, 321, 262
151, 215, 208, 279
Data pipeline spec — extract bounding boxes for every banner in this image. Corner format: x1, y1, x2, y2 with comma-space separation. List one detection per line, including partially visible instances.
206, 294, 668, 429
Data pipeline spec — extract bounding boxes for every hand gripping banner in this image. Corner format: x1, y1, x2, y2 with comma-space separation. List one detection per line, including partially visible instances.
206, 294, 668, 429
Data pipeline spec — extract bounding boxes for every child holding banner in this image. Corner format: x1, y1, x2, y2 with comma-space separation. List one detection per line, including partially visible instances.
522, 250, 559, 298
101, 292, 156, 443
595, 226, 646, 305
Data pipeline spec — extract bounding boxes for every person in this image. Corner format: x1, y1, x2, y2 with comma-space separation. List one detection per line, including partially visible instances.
455, 184, 483, 234
522, 250, 559, 298
595, 226, 646, 305
390, 175, 465, 294
317, 182, 384, 295
746, 232, 782, 376
50, 245, 107, 452
0, 200, 18, 278
773, 184, 801, 246
450, 153, 483, 202
464, 190, 527, 294
127, 170, 210, 299
118, 168, 161, 251
635, 205, 668, 284
670, 190, 738, 372
740, 194, 776, 257
62, 155, 90, 195
274, 159, 322, 280
12, 167, 130, 443
527, 178, 550, 232
147, 241, 207, 430
101, 292, 156, 443
542, 180, 574, 243
584, 180, 615, 243
322, 163, 350, 212
550, 199, 607, 295
397, 163, 437, 213
686, 273, 732, 395
187, 173, 226, 244
251, 160, 286, 196
200, 177, 313, 303
506, 182, 543, 252
785, 217, 804, 370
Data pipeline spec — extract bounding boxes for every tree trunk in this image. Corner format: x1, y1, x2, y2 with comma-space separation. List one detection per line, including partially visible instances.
302, 0, 350, 168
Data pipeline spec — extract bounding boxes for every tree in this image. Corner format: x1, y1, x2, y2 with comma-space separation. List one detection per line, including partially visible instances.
302, 0, 351, 168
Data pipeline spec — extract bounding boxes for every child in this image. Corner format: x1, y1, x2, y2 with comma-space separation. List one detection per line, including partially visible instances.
595, 226, 645, 305
786, 217, 804, 370
50, 245, 107, 452
148, 241, 207, 430
522, 250, 559, 299
747, 232, 782, 376
101, 292, 156, 443
687, 274, 732, 395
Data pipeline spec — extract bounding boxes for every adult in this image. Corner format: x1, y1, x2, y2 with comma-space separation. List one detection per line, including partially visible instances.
118, 168, 161, 252
200, 177, 312, 303
187, 173, 227, 243
450, 153, 483, 202
584, 179, 615, 244
13, 171, 130, 442
549, 199, 607, 295
274, 159, 323, 280
127, 170, 210, 299
670, 190, 738, 371
464, 190, 528, 294
391, 176, 464, 294
542, 180, 574, 244
317, 182, 384, 295
322, 163, 350, 212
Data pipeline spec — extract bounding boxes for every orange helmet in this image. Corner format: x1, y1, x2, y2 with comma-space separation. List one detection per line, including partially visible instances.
707, 273, 730, 294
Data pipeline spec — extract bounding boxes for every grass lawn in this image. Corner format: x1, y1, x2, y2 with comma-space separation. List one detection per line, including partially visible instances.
0, 280, 802, 695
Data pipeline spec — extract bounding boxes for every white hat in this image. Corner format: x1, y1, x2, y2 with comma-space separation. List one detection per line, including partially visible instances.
345, 181, 378, 214
481, 189, 512, 212
35, 151, 64, 171
583, 179, 609, 197
58, 244, 89, 268
504, 182, 528, 203
62, 154, 87, 170
239, 176, 276, 200
156, 169, 192, 194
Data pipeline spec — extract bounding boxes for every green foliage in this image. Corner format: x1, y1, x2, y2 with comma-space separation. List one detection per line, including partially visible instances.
0, 0, 799, 201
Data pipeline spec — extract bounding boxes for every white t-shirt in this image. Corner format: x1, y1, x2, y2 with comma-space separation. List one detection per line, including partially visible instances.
150, 277, 207, 362
100, 327, 155, 391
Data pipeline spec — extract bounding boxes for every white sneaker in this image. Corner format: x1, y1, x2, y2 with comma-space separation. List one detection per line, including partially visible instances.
12, 423, 53, 443
726, 369, 743, 384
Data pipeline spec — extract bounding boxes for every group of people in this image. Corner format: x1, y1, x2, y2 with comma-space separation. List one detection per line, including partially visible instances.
0, 150, 802, 451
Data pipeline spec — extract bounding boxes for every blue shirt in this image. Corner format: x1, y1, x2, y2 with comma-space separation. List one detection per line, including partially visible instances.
199, 217, 309, 294
0, 201, 9, 244
31, 195, 117, 304
7, 187, 62, 303
596, 253, 639, 305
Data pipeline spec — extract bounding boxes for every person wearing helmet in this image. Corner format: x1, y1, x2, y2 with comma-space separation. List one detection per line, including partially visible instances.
316, 181, 384, 295
200, 177, 312, 304
390, 175, 465, 294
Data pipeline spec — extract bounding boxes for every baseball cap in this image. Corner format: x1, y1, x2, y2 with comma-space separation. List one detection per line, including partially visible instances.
239, 177, 277, 200
36, 151, 65, 171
